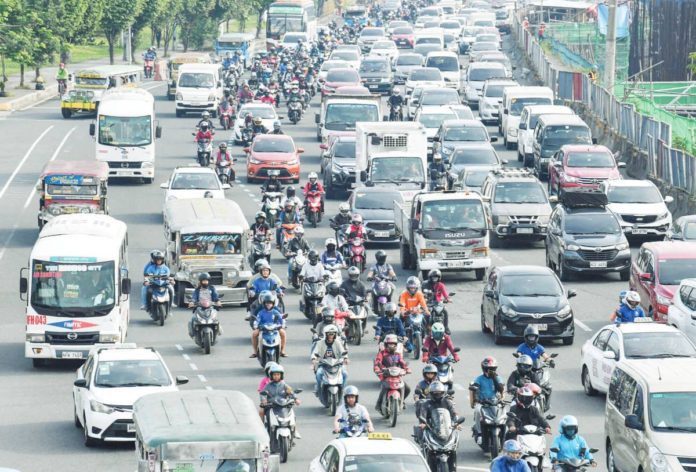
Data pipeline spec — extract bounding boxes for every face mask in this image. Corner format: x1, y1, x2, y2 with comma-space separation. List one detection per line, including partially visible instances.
201, 282, 209, 288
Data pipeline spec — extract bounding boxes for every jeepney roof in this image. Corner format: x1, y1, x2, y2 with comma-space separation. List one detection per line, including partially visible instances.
165, 199, 247, 233
218, 32, 255, 42
134, 390, 269, 448
74, 65, 142, 78
169, 52, 212, 64
40, 160, 109, 180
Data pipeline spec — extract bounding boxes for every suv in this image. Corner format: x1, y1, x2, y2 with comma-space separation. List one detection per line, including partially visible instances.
321, 135, 356, 197
545, 190, 631, 281
668, 278, 696, 344
479, 78, 518, 125
548, 144, 625, 197
463, 62, 508, 108
532, 114, 593, 180
605, 358, 696, 472
601, 179, 673, 237
517, 105, 574, 165
358, 56, 393, 95
480, 168, 553, 246
630, 241, 696, 322
432, 119, 495, 162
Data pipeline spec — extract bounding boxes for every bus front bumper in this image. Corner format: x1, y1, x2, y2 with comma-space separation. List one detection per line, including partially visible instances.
25, 341, 118, 360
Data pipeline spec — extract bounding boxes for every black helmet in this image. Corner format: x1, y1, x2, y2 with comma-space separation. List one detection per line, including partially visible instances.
327, 282, 340, 296
516, 354, 533, 374
286, 186, 296, 197
321, 306, 335, 322
423, 363, 438, 379
151, 249, 164, 262
308, 250, 319, 264
524, 325, 539, 347
375, 250, 387, 264
429, 381, 447, 402
198, 272, 210, 283
261, 292, 277, 305
428, 269, 441, 283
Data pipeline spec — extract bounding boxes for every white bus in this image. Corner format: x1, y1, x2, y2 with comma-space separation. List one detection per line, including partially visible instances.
20, 214, 131, 367
90, 86, 162, 184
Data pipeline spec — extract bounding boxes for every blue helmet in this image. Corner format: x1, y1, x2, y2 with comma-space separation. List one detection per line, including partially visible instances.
503, 439, 522, 462
559, 415, 579, 438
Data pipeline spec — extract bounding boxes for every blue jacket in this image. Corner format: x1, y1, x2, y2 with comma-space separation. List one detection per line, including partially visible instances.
252, 276, 282, 295
615, 303, 646, 323
375, 316, 405, 338
254, 308, 284, 329
144, 51, 156, 61
490, 455, 531, 472
278, 210, 301, 226
222, 57, 234, 69
321, 250, 344, 267
550, 434, 593, 462
516, 343, 546, 361
192, 285, 219, 304
143, 262, 170, 278
473, 374, 505, 402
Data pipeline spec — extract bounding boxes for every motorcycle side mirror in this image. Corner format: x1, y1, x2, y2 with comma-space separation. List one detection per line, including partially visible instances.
282, 313, 289, 319
73, 379, 87, 388
121, 278, 131, 295
454, 347, 461, 352
455, 417, 466, 425
550, 353, 559, 358
550, 447, 560, 453
589, 448, 599, 454
295, 388, 303, 394
310, 328, 317, 333
20, 277, 28, 294
468, 384, 478, 392
506, 411, 517, 418
448, 292, 456, 296
567, 289, 577, 298
512, 352, 520, 358
192, 132, 196, 136
372, 325, 378, 330
398, 303, 404, 307
546, 414, 556, 420
176, 376, 189, 385
243, 147, 250, 153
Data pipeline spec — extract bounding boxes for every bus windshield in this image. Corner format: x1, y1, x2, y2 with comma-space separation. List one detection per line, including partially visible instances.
269, 17, 304, 37
98, 115, 152, 147
31, 260, 116, 314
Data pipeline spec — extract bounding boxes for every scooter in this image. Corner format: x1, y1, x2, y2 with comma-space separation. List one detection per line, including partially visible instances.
218, 105, 234, 130
370, 274, 395, 317
347, 237, 366, 272
528, 354, 557, 412
216, 160, 235, 184
241, 126, 254, 147
404, 309, 425, 359
418, 411, 466, 472
511, 423, 551, 472
143, 59, 154, 78
549, 446, 599, 472
316, 357, 345, 415
262, 191, 283, 226
146, 275, 172, 326
195, 138, 213, 167
346, 296, 367, 345
424, 289, 455, 330
336, 413, 368, 438
304, 190, 323, 227
470, 389, 508, 459
262, 391, 302, 463
258, 322, 282, 367
288, 100, 303, 124
249, 233, 272, 265
378, 367, 407, 428
324, 262, 344, 286
300, 277, 326, 323
190, 299, 221, 354
279, 222, 300, 250
431, 354, 458, 390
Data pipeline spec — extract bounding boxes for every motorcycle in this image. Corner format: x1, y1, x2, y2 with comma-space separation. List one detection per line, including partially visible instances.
470, 386, 508, 458
324, 262, 344, 286
246, 290, 285, 329
347, 237, 366, 272
549, 446, 599, 472
370, 274, 395, 317
262, 191, 284, 226
521, 353, 558, 413
316, 357, 345, 415
300, 277, 326, 323
241, 126, 254, 147
190, 299, 221, 354
378, 367, 407, 428
249, 233, 272, 265
258, 322, 282, 367
404, 309, 425, 359
216, 159, 235, 184
279, 222, 299, 250
429, 169, 448, 191
219, 104, 234, 130
431, 354, 458, 390
146, 275, 171, 326
286, 249, 306, 289
143, 59, 154, 78
508, 421, 551, 472
346, 296, 368, 345
304, 190, 323, 227
418, 411, 466, 472
389, 104, 403, 121
288, 100, 303, 124
262, 391, 302, 463
195, 138, 213, 167
336, 413, 368, 438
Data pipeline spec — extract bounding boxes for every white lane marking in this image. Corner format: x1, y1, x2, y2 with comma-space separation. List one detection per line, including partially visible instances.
197, 374, 207, 383
457, 467, 488, 471
182, 354, 191, 361
205, 385, 214, 391
189, 363, 198, 371
575, 318, 592, 332
0, 126, 53, 200
23, 127, 76, 209
175, 344, 183, 351
0, 222, 19, 262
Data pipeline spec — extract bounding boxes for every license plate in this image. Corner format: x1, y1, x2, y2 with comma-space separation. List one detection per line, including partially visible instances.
631, 228, 647, 234
516, 228, 534, 234
127, 423, 136, 433
590, 261, 607, 268
374, 231, 390, 237
445, 260, 473, 268
61, 351, 83, 359
532, 324, 547, 331
368, 85, 378, 89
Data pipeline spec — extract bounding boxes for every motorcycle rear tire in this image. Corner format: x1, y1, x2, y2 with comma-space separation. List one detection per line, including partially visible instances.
436, 461, 448, 472
202, 329, 212, 354
489, 428, 499, 458
279, 436, 289, 463
328, 391, 338, 416
157, 303, 166, 326
413, 335, 422, 360
389, 397, 399, 428
353, 323, 362, 346
310, 211, 317, 228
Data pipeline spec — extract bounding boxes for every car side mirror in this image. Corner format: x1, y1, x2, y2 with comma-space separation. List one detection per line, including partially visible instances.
553, 161, 562, 167
549, 195, 558, 204
624, 414, 644, 431
20, 277, 28, 294
502, 159, 508, 165
319, 144, 328, 150
222, 183, 231, 190
490, 136, 498, 142
551, 228, 562, 236
503, 108, 509, 114
639, 272, 654, 283
567, 289, 577, 298
73, 379, 87, 388
297, 148, 305, 154
592, 137, 598, 144
315, 114, 320, 124
176, 376, 189, 385
484, 289, 496, 299
618, 162, 626, 168
159, 182, 168, 189
360, 170, 367, 182
519, 123, 527, 130
603, 350, 617, 360
155, 125, 162, 139
89, 123, 95, 136
664, 196, 674, 204
121, 278, 131, 295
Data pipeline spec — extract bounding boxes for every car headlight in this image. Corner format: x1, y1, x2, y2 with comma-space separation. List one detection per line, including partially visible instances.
501, 305, 517, 317
142, 162, 154, 169
658, 212, 670, 220
26, 333, 45, 343
226, 270, 237, 279
565, 243, 580, 251
381, 78, 391, 83
496, 215, 510, 225
48, 206, 62, 216
175, 93, 183, 101
650, 447, 671, 472
90, 400, 114, 414
207, 94, 216, 101
537, 215, 550, 225
286, 159, 299, 165
190, 271, 200, 282
656, 294, 672, 306
615, 242, 629, 251
99, 333, 120, 343
564, 175, 579, 183
248, 156, 262, 164
557, 305, 572, 318
508, 128, 518, 137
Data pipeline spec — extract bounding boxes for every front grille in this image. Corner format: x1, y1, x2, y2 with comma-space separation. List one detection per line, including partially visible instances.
578, 248, 618, 261
46, 331, 99, 345
209, 271, 224, 285
509, 317, 569, 336
577, 177, 606, 185
255, 168, 293, 178
678, 457, 696, 472
384, 134, 408, 148
107, 161, 141, 169
508, 216, 539, 224
444, 251, 469, 259
102, 419, 135, 439
621, 214, 657, 224
427, 137, 434, 142
366, 222, 394, 231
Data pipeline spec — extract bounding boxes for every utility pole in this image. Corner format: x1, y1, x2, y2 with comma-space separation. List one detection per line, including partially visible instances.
605, 0, 617, 92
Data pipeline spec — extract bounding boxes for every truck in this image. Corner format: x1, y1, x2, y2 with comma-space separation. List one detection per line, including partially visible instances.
355, 121, 428, 202
316, 92, 383, 143
395, 190, 491, 280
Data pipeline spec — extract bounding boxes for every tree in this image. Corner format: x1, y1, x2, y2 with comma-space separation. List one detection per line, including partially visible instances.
0, 0, 36, 87
254, 0, 274, 39
177, 0, 215, 52
151, 0, 183, 56
100, 0, 144, 64
688, 52, 696, 77
131, 0, 165, 61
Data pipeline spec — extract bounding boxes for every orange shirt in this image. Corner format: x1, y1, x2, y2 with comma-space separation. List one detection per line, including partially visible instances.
399, 291, 428, 313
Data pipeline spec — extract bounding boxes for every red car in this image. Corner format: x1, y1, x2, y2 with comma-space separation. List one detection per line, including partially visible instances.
391, 26, 415, 48
629, 241, 696, 322
321, 68, 362, 97
245, 134, 303, 183
547, 144, 625, 196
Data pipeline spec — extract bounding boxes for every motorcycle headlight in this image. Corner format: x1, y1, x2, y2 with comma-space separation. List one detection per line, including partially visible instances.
615, 242, 629, 251
557, 305, 571, 318
26, 333, 45, 343
650, 448, 671, 472
501, 305, 517, 317
90, 400, 114, 415
99, 333, 120, 343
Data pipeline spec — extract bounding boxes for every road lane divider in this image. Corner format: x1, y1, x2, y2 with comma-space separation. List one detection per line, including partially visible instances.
574, 318, 592, 332
23, 127, 76, 209
0, 125, 53, 200
189, 363, 199, 371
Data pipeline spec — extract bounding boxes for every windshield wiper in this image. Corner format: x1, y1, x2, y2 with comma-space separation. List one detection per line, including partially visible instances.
658, 426, 696, 433
117, 382, 165, 387
650, 353, 695, 358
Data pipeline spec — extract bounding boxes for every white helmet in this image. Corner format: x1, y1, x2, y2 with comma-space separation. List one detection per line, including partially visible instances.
339, 202, 350, 214
309, 171, 318, 180
325, 238, 337, 247
294, 226, 305, 235
624, 290, 640, 306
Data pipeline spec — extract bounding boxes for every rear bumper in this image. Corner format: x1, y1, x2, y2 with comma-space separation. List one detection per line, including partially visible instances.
419, 257, 491, 271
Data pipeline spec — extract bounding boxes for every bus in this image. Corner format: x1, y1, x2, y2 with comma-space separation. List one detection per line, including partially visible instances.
20, 214, 131, 368
265, 0, 317, 49
90, 86, 161, 184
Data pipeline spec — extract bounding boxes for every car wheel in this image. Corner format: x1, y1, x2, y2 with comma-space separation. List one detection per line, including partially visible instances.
475, 268, 485, 281
545, 250, 553, 270
175, 110, 183, 118
582, 366, 597, 396
83, 415, 98, 447
517, 147, 523, 162
562, 336, 574, 346
481, 307, 491, 333
493, 317, 504, 345
73, 400, 81, 428
619, 269, 630, 281
606, 443, 617, 472
489, 231, 501, 248
505, 139, 513, 150
558, 257, 570, 281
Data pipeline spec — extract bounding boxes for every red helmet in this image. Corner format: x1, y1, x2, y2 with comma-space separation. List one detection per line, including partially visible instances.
481, 356, 498, 374
523, 382, 542, 396
516, 386, 535, 408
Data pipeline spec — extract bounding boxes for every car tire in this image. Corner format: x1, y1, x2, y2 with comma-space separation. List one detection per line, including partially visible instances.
505, 139, 513, 150
32, 358, 45, 368
489, 231, 501, 248
562, 336, 574, 346
74, 400, 81, 428
175, 110, 183, 118
493, 317, 504, 345
582, 366, 597, 396
517, 148, 523, 162
481, 307, 491, 333
401, 243, 412, 270
619, 269, 630, 281
83, 415, 98, 447
545, 250, 553, 270
607, 443, 617, 472
558, 257, 570, 281
475, 268, 485, 281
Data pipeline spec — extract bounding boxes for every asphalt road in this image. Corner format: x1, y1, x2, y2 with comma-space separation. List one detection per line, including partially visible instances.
0, 38, 625, 471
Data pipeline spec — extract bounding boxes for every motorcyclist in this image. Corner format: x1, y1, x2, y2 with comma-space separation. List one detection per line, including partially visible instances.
262, 171, 283, 196
250, 211, 272, 239
414, 363, 438, 402
197, 111, 215, 131
323, 282, 351, 327
215, 142, 235, 181
374, 302, 406, 341
416, 381, 460, 446
428, 153, 448, 190
346, 213, 367, 242
314, 306, 338, 340
333, 386, 374, 434
340, 266, 367, 303
373, 333, 411, 413
276, 200, 301, 248
270, 121, 284, 134
505, 386, 551, 441
550, 416, 596, 469
610, 290, 646, 323
422, 322, 460, 364
422, 269, 451, 333
252, 116, 268, 136
248, 264, 284, 319
367, 250, 396, 281
490, 440, 531, 472
56, 63, 69, 92
302, 172, 325, 217
311, 324, 349, 394
187, 273, 222, 337
222, 51, 234, 70
250, 292, 287, 358
194, 122, 213, 143
258, 361, 278, 394
321, 238, 345, 267
299, 249, 327, 285
141, 250, 173, 310
516, 325, 552, 363
387, 89, 404, 120
282, 186, 303, 214
287, 84, 303, 107
260, 90, 276, 105
470, 357, 505, 445
238, 83, 254, 103
399, 276, 430, 322
218, 98, 236, 123
506, 355, 534, 393
331, 202, 353, 234
286, 226, 311, 279
259, 364, 301, 438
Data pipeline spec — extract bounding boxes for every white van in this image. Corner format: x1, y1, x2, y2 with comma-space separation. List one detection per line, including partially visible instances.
175, 63, 223, 117
517, 104, 574, 165
499, 86, 554, 149
425, 51, 461, 90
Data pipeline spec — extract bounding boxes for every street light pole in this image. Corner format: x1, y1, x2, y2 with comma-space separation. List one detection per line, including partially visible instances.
605, 0, 617, 91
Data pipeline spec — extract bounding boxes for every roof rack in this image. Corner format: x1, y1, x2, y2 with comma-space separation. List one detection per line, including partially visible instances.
560, 188, 608, 208
490, 168, 536, 178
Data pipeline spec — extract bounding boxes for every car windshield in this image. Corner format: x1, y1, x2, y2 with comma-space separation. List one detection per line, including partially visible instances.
361, 29, 384, 37
501, 274, 562, 296
397, 55, 421, 66
566, 151, 615, 168
465, 171, 489, 187
444, 126, 488, 142
95, 359, 171, 388
472, 42, 497, 51
542, 125, 592, 146
178, 72, 215, 88
252, 138, 295, 153
650, 392, 696, 432
421, 90, 459, 105
325, 104, 379, 130
477, 34, 497, 42
607, 185, 663, 204
485, 84, 509, 97
326, 69, 360, 82
393, 27, 414, 35
410, 69, 442, 81
31, 260, 115, 313
171, 172, 220, 190
371, 157, 425, 183
372, 41, 394, 49
333, 141, 356, 158
422, 199, 486, 231
510, 97, 553, 115
624, 332, 696, 359
98, 115, 152, 147
354, 191, 402, 209
331, 51, 359, 61
419, 112, 456, 128
415, 44, 443, 56
658, 258, 696, 285
451, 147, 499, 165
181, 232, 242, 255
469, 67, 505, 82
441, 21, 460, 29
344, 9, 366, 17
452, 107, 475, 120
564, 212, 622, 234
494, 182, 547, 204
46, 181, 99, 196
283, 33, 306, 43
360, 61, 388, 73
321, 61, 348, 72
427, 56, 459, 71
240, 107, 276, 119
683, 222, 696, 239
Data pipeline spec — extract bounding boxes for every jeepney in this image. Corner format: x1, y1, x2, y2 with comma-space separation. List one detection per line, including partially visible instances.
215, 33, 255, 69
36, 161, 109, 229
60, 65, 143, 118
134, 390, 280, 472
164, 198, 251, 307
167, 52, 212, 100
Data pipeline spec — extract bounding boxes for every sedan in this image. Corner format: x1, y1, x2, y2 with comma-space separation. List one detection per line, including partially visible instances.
394, 53, 423, 84
160, 166, 229, 203
469, 41, 500, 62
481, 265, 576, 345
447, 142, 505, 176
391, 26, 415, 49
433, 119, 495, 162
233, 103, 279, 143
668, 278, 696, 344
318, 60, 351, 82
387, 20, 409, 35
405, 67, 445, 95
280, 32, 309, 51
309, 437, 430, 472
369, 40, 398, 61
328, 50, 361, 70
321, 68, 362, 96
349, 187, 404, 243
245, 134, 304, 183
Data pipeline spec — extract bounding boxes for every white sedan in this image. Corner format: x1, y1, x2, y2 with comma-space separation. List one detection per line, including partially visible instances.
579, 320, 696, 395
318, 60, 351, 82
404, 67, 445, 95
369, 40, 399, 62
233, 103, 280, 144
160, 166, 230, 204
73, 345, 187, 446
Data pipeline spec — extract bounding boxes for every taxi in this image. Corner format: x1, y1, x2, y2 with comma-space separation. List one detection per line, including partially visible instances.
579, 319, 696, 396
308, 432, 430, 472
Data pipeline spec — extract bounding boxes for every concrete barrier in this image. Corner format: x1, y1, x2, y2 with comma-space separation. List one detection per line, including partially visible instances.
0, 84, 58, 112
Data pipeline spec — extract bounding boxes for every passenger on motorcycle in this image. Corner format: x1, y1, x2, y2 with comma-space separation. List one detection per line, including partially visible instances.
428, 154, 448, 190
414, 364, 439, 402
275, 201, 301, 248
314, 306, 338, 339
321, 238, 345, 267
505, 386, 550, 441
550, 416, 596, 468
490, 440, 531, 472
197, 111, 215, 131
311, 324, 349, 393
299, 249, 327, 283
399, 276, 430, 322
303, 172, 325, 216
141, 250, 173, 310
416, 381, 460, 443
422, 322, 460, 363
143, 47, 157, 62
388, 89, 404, 119
332, 202, 353, 228
422, 269, 451, 333
249, 266, 284, 320
374, 302, 406, 340
238, 84, 254, 102
333, 386, 374, 434
250, 211, 272, 238
258, 361, 279, 393
373, 334, 411, 412
610, 290, 646, 323
222, 52, 235, 70
260, 90, 276, 105
252, 116, 269, 135
270, 121, 284, 134
347, 214, 367, 241
187, 273, 222, 337
250, 292, 287, 358
506, 355, 534, 393
282, 186, 303, 214
470, 357, 505, 444
259, 364, 301, 438
516, 325, 552, 363
323, 282, 351, 319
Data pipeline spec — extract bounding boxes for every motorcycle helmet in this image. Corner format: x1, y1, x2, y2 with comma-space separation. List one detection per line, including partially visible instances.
343, 385, 359, 404
516, 354, 533, 375
431, 322, 445, 341
427, 269, 442, 284
259, 264, 272, 277
325, 238, 337, 251
151, 249, 165, 263
294, 226, 305, 236
255, 211, 266, 221
268, 363, 285, 381
339, 202, 350, 216
198, 272, 211, 284
254, 259, 270, 273
352, 214, 363, 225
481, 356, 498, 376
261, 291, 277, 307
321, 306, 335, 323
327, 281, 340, 296
429, 381, 447, 402
503, 439, 523, 459
273, 121, 281, 131
523, 324, 539, 347
264, 361, 279, 378
286, 186, 296, 198
308, 249, 320, 264
516, 386, 535, 409
423, 363, 438, 381
433, 153, 442, 162
200, 123, 209, 132
347, 266, 360, 281
559, 415, 579, 439
202, 111, 210, 119
375, 250, 387, 264
384, 302, 398, 318
406, 276, 420, 295
253, 116, 263, 126
219, 142, 228, 150
624, 290, 640, 309
393, 88, 400, 96
308, 171, 318, 182
323, 324, 340, 338
384, 333, 398, 351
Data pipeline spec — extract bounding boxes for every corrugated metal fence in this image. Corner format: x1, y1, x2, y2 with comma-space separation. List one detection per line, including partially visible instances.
514, 17, 696, 194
